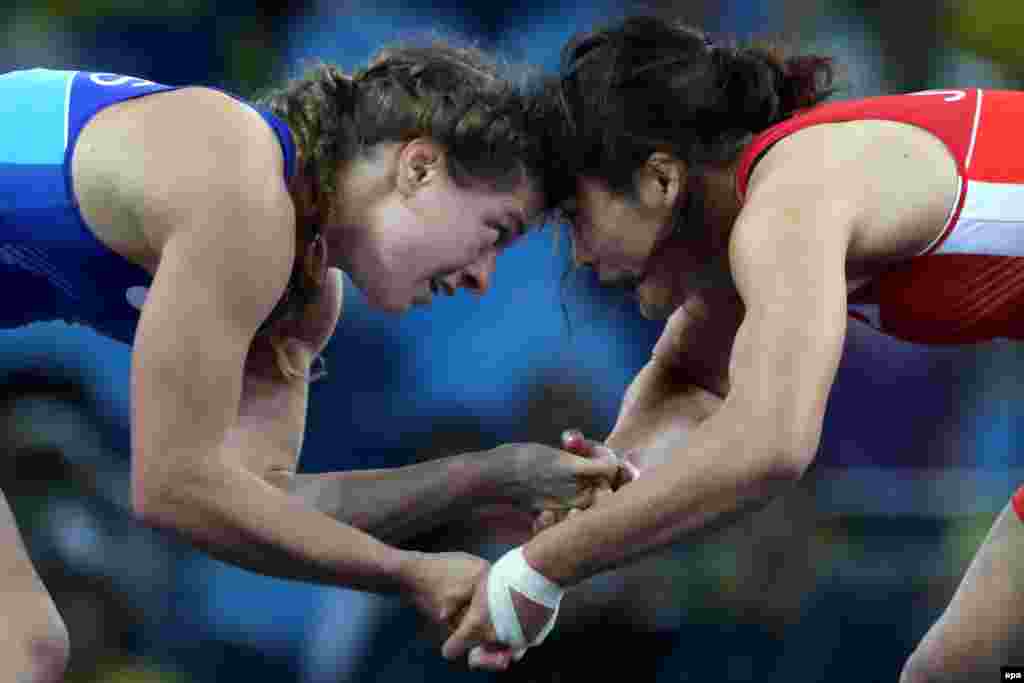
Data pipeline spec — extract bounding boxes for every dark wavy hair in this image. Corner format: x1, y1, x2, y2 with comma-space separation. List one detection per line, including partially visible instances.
262, 43, 545, 201
254, 41, 544, 378
541, 15, 837, 205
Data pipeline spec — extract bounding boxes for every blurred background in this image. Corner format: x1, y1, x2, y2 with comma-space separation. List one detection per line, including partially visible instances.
1, 0, 1023, 681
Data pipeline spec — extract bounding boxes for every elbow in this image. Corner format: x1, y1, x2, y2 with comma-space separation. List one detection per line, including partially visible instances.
736, 442, 815, 509
131, 470, 183, 530
720, 391, 823, 491
762, 424, 821, 486
131, 460, 218, 533
739, 420, 821, 497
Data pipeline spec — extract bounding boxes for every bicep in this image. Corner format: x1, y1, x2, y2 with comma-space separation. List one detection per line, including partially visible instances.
724, 186, 854, 459
131, 246, 244, 488
130, 195, 293, 501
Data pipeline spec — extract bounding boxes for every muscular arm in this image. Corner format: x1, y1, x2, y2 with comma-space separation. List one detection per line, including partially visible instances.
523, 138, 858, 586
127, 94, 419, 593
599, 281, 743, 474
213, 271, 501, 551
272, 458, 497, 547
604, 289, 740, 467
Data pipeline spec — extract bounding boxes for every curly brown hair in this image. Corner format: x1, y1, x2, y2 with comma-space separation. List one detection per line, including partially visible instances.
255, 40, 546, 380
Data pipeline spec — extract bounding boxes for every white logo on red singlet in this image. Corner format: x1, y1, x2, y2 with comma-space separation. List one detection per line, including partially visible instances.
910, 90, 967, 102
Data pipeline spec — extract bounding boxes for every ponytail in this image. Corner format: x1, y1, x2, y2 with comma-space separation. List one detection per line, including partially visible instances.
550, 16, 839, 197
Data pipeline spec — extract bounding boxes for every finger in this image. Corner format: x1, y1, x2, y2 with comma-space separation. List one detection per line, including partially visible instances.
440, 601, 469, 628
468, 646, 485, 669
588, 441, 620, 462
442, 611, 484, 661
468, 645, 514, 671
561, 429, 585, 452
621, 458, 642, 483
617, 451, 642, 485
532, 510, 556, 534
571, 454, 623, 481
562, 487, 595, 510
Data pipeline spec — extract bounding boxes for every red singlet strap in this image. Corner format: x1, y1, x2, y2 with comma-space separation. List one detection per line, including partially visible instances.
1012, 485, 1024, 522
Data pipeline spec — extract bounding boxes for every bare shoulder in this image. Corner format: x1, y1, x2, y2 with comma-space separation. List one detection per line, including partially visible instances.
747, 119, 959, 264
73, 86, 294, 262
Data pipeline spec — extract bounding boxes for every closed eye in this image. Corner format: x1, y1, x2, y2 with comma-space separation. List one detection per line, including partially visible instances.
487, 221, 513, 248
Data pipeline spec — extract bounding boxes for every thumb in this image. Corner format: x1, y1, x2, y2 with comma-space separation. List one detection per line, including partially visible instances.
572, 451, 625, 482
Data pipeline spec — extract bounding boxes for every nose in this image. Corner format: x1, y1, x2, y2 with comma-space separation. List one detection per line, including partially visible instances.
444, 250, 497, 295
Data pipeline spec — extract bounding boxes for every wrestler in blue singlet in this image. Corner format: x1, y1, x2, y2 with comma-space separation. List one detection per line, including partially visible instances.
0, 69, 296, 345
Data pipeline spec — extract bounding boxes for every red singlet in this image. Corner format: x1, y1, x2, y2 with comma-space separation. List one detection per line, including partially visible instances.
736, 89, 1024, 345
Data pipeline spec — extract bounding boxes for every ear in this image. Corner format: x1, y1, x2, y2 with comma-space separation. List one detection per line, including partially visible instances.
634, 152, 686, 211
396, 138, 446, 197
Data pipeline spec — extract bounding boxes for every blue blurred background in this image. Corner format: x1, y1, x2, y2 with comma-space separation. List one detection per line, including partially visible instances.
1, 1, 1023, 681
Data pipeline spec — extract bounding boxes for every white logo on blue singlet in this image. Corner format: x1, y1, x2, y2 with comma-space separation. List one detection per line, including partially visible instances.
89, 73, 157, 88
126, 286, 148, 311
910, 90, 967, 102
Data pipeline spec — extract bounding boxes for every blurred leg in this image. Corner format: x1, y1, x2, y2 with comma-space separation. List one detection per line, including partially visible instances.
901, 496, 1024, 682
0, 489, 69, 683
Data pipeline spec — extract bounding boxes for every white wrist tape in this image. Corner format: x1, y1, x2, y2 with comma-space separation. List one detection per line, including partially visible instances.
487, 547, 565, 650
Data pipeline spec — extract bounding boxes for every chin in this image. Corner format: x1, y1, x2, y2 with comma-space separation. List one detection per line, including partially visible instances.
363, 287, 411, 315
380, 300, 412, 315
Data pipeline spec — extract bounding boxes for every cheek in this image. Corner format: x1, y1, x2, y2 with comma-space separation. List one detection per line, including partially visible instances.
592, 212, 655, 267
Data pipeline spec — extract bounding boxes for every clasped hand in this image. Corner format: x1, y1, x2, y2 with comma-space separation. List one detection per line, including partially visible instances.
432, 431, 637, 671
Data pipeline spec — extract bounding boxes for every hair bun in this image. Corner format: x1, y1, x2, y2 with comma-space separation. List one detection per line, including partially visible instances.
715, 47, 784, 132
714, 46, 836, 132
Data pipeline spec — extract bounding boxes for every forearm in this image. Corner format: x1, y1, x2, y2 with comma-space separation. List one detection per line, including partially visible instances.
543, 367, 726, 625
138, 450, 415, 595
605, 358, 720, 468
525, 410, 797, 586
275, 452, 495, 546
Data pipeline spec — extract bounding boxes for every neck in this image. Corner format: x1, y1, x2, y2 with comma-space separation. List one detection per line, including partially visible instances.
700, 161, 742, 252
320, 152, 394, 274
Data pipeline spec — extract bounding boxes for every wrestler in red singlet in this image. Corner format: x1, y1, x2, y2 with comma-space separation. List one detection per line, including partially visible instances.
737, 89, 1024, 520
